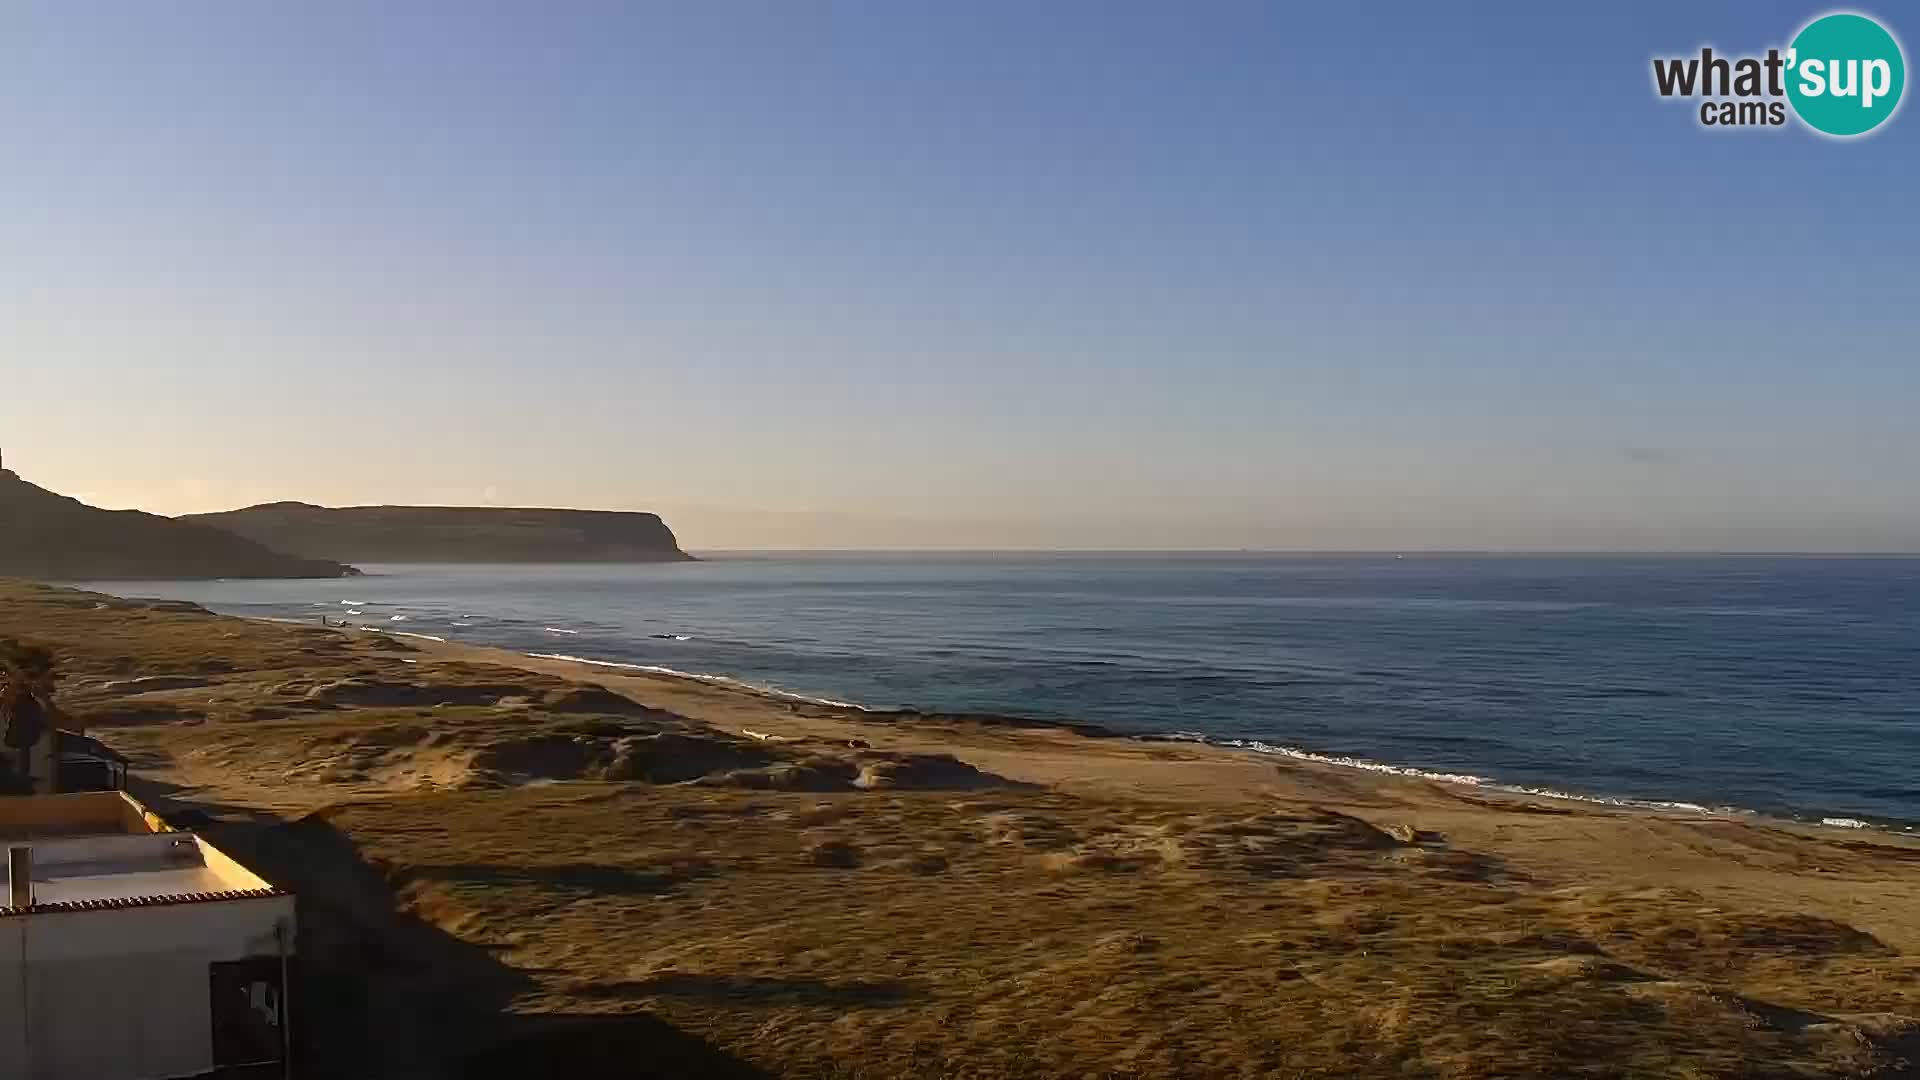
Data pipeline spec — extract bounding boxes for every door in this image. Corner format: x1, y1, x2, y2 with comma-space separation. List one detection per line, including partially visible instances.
208, 956, 286, 1071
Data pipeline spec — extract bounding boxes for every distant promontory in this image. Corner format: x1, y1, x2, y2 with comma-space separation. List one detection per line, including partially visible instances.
184, 502, 695, 564
0, 470, 357, 580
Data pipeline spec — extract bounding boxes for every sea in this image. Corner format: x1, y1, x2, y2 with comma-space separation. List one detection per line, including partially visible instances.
77, 554, 1920, 831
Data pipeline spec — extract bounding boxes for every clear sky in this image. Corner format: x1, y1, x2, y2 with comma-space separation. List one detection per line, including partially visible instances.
4, 2, 1916, 550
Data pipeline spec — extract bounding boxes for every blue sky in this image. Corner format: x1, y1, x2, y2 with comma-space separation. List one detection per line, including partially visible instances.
3, 2, 1916, 549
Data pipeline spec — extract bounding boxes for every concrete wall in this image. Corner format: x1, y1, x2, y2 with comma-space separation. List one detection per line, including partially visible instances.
0, 792, 162, 839
0, 895, 294, 1079
190, 835, 275, 892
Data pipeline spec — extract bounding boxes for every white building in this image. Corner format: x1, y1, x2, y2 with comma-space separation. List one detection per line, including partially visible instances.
0, 792, 295, 1079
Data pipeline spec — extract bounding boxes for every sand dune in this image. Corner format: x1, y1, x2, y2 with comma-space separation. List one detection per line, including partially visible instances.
6, 581, 1919, 1078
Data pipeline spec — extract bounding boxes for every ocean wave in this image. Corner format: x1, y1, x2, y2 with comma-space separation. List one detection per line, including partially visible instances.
506, 653, 1909, 831
348, 626, 448, 643
544, 627, 580, 635
527, 652, 866, 710
1152, 731, 1875, 822
235, 606, 1919, 835
1484, 783, 1714, 815
389, 615, 408, 622
1177, 734, 1493, 787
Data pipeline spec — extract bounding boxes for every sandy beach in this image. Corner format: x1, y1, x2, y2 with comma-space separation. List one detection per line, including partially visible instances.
6, 580, 1919, 1078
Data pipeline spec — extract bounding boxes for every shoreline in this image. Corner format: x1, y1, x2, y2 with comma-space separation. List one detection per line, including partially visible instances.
95, 571, 1920, 833
329, 620, 1919, 837
256, 611, 1920, 835
16, 578, 1920, 1076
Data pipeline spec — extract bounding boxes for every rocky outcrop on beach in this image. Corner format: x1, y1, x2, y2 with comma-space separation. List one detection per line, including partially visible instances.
0, 472, 357, 580
184, 501, 695, 563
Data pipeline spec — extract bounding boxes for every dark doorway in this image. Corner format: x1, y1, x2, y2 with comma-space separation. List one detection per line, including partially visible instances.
210, 956, 287, 1071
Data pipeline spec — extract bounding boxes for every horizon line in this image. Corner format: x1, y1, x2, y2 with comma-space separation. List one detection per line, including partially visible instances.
681, 548, 1920, 558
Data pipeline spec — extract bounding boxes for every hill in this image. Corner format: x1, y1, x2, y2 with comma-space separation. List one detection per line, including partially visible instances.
185, 501, 695, 563
0, 470, 356, 580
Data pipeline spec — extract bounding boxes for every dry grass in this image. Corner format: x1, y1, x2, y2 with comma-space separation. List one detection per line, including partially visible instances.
308, 783, 1920, 1079
4, 579, 1919, 1079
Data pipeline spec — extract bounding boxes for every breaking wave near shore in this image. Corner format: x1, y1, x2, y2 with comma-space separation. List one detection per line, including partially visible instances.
80, 555, 1920, 833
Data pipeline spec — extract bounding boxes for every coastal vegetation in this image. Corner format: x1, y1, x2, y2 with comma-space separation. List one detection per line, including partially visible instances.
3, 580, 1916, 1078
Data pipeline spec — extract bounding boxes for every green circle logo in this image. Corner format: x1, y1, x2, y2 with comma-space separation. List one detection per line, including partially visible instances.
1786, 13, 1905, 136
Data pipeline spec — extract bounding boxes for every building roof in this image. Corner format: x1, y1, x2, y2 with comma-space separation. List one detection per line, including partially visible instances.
0, 790, 162, 841
0, 793, 287, 915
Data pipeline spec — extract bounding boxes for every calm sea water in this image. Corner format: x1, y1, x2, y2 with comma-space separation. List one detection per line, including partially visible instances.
79, 555, 1920, 829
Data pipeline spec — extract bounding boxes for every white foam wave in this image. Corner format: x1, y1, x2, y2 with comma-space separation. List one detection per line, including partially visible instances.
351, 626, 448, 644
1486, 783, 1713, 815
1209, 737, 1492, 787
527, 653, 866, 710
543, 627, 579, 635
389, 615, 408, 622
1168, 732, 1730, 816
400, 639, 1896, 832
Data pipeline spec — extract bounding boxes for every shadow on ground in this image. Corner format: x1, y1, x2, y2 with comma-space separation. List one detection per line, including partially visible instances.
197, 809, 770, 1079
449, 1014, 773, 1080
128, 775, 289, 828
583, 972, 918, 1008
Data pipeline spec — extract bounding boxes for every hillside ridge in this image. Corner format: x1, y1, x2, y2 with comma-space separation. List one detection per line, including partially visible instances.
185, 501, 695, 563
0, 472, 357, 580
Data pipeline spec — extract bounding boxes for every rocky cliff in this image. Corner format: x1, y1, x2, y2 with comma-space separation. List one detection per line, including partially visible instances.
0, 473, 357, 580
184, 502, 695, 563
